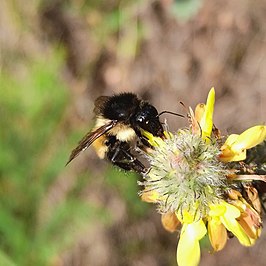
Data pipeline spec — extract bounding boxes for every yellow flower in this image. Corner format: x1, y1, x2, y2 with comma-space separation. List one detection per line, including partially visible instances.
176, 219, 207, 266
139, 87, 265, 266
208, 201, 256, 247
220, 125, 266, 162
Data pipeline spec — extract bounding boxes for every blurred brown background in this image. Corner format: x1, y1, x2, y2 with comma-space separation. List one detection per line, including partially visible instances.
0, 0, 265, 265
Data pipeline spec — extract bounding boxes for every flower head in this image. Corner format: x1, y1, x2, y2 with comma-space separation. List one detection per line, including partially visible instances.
142, 129, 228, 217
140, 88, 266, 266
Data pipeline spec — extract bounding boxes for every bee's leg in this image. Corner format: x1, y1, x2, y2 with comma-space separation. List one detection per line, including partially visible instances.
134, 128, 153, 148
106, 141, 147, 174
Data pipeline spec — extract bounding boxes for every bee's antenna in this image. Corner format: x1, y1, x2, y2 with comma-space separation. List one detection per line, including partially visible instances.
157, 111, 184, 118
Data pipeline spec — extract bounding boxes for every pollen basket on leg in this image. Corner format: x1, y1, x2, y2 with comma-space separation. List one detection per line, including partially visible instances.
92, 136, 108, 159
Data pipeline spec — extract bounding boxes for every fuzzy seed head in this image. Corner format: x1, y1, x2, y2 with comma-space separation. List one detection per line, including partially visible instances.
142, 129, 229, 219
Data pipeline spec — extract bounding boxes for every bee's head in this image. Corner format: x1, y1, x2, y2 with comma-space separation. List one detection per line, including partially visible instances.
100, 93, 164, 137
134, 103, 164, 137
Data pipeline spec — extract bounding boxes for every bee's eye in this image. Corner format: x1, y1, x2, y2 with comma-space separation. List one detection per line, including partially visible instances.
136, 115, 145, 123
118, 111, 127, 119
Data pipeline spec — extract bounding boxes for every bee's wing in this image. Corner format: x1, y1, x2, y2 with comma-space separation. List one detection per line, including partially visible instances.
66, 120, 117, 165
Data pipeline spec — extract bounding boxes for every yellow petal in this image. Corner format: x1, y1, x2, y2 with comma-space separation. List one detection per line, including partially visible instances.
208, 218, 227, 251
222, 134, 239, 147
223, 202, 241, 218
161, 212, 180, 233
220, 126, 266, 162
209, 203, 226, 217
176, 210, 195, 224
199, 88, 215, 142
221, 216, 251, 246
231, 125, 266, 151
177, 220, 207, 266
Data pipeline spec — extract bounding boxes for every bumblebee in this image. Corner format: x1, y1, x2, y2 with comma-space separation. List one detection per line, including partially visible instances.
67, 92, 164, 174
